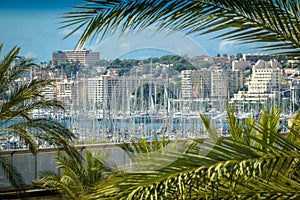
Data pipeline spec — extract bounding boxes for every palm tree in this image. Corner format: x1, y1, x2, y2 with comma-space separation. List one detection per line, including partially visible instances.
35, 150, 118, 200
0, 44, 79, 191
84, 106, 300, 199
61, 0, 300, 57
60, 0, 300, 199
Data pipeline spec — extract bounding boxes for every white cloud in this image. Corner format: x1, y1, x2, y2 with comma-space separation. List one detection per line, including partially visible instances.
25, 51, 37, 59
118, 42, 131, 52
58, 28, 83, 36
217, 40, 239, 53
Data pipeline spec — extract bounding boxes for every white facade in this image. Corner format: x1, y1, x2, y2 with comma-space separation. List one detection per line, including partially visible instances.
248, 59, 282, 93
231, 59, 282, 104
181, 69, 212, 99
211, 68, 228, 98
87, 76, 104, 103
181, 68, 228, 99
181, 70, 193, 99
42, 86, 55, 100
55, 79, 76, 106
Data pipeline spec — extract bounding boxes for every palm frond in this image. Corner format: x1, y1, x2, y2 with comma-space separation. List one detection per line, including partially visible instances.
288, 110, 300, 143
88, 137, 300, 199
85, 106, 300, 199
199, 113, 218, 143
0, 44, 78, 189
61, 0, 300, 56
36, 150, 119, 199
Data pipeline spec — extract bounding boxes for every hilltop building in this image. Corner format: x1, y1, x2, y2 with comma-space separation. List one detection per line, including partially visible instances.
52, 49, 100, 66
242, 53, 286, 63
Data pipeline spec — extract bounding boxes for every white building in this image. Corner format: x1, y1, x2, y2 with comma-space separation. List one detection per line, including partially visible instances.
42, 86, 55, 100
231, 59, 283, 104
55, 79, 77, 106
181, 70, 193, 99
87, 76, 104, 104
248, 59, 282, 93
211, 68, 228, 98
181, 68, 229, 100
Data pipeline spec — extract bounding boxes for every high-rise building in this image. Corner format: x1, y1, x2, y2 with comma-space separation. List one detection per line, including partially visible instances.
210, 68, 228, 98
181, 70, 211, 99
52, 49, 100, 66
181, 70, 193, 99
227, 70, 245, 97
181, 68, 228, 100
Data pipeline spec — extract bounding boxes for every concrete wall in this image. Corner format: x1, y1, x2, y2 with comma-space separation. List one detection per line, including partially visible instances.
0, 143, 130, 187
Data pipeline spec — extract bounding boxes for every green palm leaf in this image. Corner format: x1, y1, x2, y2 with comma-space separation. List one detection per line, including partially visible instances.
36, 150, 119, 200
84, 107, 300, 199
0, 44, 79, 191
61, 0, 300, 56
0, 156, 25, 195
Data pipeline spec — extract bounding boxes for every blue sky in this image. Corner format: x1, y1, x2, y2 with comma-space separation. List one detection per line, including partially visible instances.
0, 0, 261, 62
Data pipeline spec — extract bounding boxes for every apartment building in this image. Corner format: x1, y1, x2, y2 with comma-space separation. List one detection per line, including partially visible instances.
52, 49, 100, 66
86, 75, 163, 107
181, 67, 230, 100
211, 68, 228, 98
181, 70, 193, 99
87, 76, 104, 104
228, 70, 245, 96
55, 79, 77, 106
181, 69, 212, 99
42, 86, 55, 100
231, 59, 283, 104
248, 59, 282, 93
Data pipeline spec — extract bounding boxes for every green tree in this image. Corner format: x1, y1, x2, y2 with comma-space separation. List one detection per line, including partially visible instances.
236, 52, 243, 60
0, 44, 79, 191
55, 61, 81, 78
